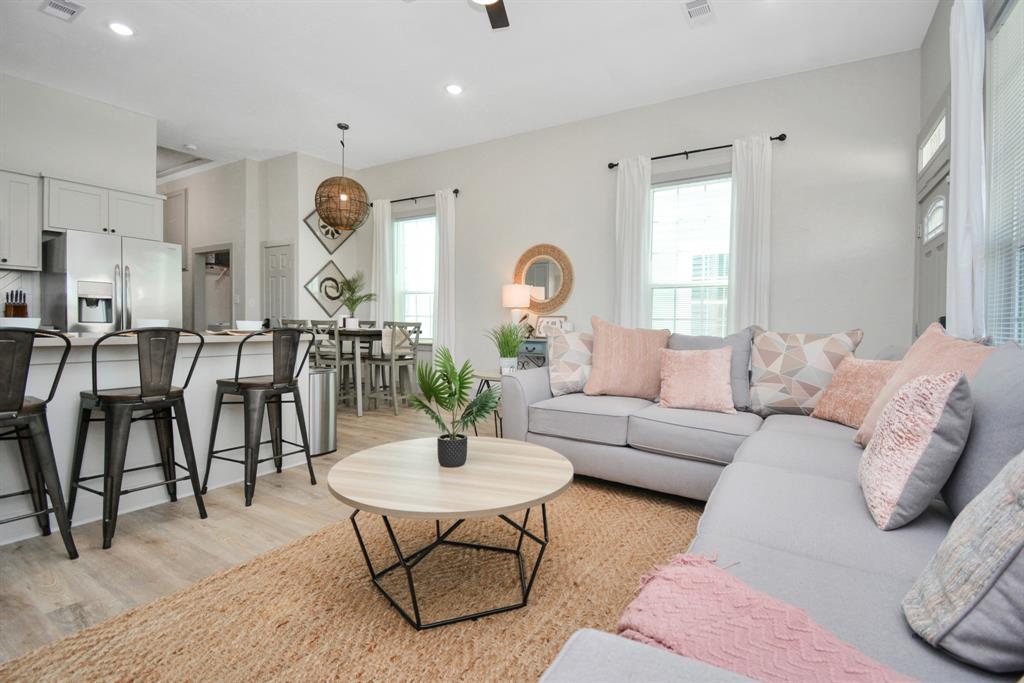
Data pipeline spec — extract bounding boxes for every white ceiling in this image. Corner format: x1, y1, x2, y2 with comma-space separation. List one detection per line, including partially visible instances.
0, 0, 937, 169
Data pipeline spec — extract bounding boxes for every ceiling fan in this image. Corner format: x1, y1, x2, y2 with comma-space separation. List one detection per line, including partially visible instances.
472, 0, 510, 30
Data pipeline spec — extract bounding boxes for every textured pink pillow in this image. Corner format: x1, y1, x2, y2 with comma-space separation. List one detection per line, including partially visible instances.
859, 372, 973, 530
659, 347, 736, 413
856, 323, 992, 446
584, 317, 670, 400
811, 358, 900, 429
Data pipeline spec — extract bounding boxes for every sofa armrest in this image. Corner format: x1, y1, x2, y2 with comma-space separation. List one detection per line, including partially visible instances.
500, 367, 553, 440
540, 629, 754, 683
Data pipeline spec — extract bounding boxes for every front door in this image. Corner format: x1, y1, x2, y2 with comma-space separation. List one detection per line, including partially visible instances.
914, 175, 949, 338
263, 244, 294, 322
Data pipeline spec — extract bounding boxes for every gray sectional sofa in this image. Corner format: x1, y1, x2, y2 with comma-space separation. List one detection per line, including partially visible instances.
501, 367, 1019, 682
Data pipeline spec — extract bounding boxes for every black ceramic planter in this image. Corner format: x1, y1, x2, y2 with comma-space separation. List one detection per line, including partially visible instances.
437, 434, 468, 467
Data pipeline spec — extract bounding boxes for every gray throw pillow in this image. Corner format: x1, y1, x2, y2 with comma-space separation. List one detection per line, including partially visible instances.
668, 327, 753, 411
902, 450, 1024, 673
943, 342, 1024, 515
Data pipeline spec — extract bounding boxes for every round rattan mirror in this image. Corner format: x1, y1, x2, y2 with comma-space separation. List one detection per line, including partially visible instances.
513, 244, 574, 314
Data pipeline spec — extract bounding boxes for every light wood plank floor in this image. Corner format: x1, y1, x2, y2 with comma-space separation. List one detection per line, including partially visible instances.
0, 406, 500, 662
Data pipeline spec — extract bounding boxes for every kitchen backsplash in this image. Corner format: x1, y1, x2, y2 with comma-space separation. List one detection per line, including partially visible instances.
0, 270, 39, 316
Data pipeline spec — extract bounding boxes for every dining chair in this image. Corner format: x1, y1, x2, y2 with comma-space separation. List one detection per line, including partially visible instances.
365, 322, 421, 415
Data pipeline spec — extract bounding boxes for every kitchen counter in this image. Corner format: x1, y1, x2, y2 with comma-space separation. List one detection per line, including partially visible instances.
0, 332, 314, 546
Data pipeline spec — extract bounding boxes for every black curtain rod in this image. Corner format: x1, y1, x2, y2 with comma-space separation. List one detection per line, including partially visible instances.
370, 189, 459, 208
607, 134, 787, 170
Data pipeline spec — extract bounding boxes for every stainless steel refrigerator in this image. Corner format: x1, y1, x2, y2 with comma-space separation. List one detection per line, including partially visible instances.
41, 231, 183, 334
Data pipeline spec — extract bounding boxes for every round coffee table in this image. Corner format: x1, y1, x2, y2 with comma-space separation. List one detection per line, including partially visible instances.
328, 437, 573, 629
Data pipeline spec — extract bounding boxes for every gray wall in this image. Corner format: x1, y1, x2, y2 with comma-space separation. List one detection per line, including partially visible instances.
921, 0, 952, 120
355, 50, 922, 365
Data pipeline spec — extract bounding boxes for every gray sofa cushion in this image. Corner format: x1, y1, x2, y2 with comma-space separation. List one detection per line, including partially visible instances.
944, 343, 1024, 515
688, 532, 1013, 682
627, 405, 763, 465
732, 429, 863, 483
528, 394, 652, 446
540, 628, 755, 683
528, 433, 724, 501
698, 462, 951, 579
669, 327, 754, 411
759, 413, 858, 441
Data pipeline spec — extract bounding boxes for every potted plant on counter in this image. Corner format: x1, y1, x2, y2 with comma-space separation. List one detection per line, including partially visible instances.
488, 322, 525, 375
411, 347, 501, 467
338, 271, 375, 328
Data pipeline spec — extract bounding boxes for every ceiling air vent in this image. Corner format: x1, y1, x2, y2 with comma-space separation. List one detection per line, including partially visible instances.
685, 0, 712, 21
39, 0, 84, 22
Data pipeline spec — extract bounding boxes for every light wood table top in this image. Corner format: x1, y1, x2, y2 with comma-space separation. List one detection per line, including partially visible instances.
327, 437, 573, 519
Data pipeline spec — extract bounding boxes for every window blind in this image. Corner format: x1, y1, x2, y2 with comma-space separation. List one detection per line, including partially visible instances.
986, 0, 1024, 343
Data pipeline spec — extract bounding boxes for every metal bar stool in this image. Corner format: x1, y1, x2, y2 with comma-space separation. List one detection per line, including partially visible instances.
0, 328, 77, 559
68, 328, 207, 549
202, 328, 316, 506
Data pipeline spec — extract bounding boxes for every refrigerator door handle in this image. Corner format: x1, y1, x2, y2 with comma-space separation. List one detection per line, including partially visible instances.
125, 265, 132, 329
114, 264, 122, 331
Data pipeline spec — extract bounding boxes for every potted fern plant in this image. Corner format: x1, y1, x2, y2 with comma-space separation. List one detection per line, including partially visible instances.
411, 347, 501, 467
338, 271, 375, 328
488, 322, 525, 375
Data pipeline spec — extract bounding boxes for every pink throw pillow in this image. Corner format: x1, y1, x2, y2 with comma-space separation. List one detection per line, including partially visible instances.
811, 358, 900, 429
859, 372, 973, 530
584, 317, 670, 400
855, 323, 993, 446
659, 347, 736, 413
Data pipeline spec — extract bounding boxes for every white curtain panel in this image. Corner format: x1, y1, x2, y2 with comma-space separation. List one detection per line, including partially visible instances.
946, 0, 988, 338
728, 134, 773, 332
434, 189, 457, 357
613, 156, 652, 328
368, 199, 393, 325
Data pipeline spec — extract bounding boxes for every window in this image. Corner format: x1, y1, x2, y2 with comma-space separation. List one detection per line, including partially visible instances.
985, 0, 1024, 344
650, 175, 732, 335
924, 196, 946, 242
919, 114, 947, 171
393, 214, 437, 339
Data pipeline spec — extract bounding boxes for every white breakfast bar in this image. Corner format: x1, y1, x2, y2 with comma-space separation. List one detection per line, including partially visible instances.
0, 334, 311, 546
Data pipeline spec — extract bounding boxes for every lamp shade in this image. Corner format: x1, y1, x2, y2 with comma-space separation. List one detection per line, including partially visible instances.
315, 176, 370, 231
502, 284, 531, 308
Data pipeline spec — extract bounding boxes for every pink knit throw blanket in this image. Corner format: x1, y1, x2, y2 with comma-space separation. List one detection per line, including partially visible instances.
618, 555, 915, 683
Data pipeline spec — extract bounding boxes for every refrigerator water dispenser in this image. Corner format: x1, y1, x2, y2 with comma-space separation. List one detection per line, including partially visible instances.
77, 281, 113, 324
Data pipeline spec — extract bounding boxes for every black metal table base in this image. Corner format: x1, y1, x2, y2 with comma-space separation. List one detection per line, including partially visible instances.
350, 505, 549, 630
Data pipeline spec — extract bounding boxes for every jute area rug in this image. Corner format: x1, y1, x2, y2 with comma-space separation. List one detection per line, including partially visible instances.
0, 478, 702, 683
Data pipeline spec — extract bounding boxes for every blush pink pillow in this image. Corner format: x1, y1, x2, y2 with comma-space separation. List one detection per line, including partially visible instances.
811, 358, 900, 429
659, 347, 736, 413
859, 372, 973, 530
584, 317, 670, 400
856, 323, 993, 446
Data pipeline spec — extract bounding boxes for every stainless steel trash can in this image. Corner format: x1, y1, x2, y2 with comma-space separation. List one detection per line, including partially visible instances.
307, 368, 337, 456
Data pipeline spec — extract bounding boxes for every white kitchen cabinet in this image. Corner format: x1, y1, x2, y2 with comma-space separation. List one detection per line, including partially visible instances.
44, 178, 164, 240
45, 178, 108, 233
109, 190, 163, 240
0, 170, 42, 270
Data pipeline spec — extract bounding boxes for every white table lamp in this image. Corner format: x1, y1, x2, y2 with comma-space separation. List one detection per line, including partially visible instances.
502, 284, 531, 322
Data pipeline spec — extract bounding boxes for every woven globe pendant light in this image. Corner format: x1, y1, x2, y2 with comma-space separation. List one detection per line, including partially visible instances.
315, 123, 370, 231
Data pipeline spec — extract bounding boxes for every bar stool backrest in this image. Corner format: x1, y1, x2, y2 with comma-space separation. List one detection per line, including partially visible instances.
280, 319, 309, 330
381, 322, 421, 358
310, 320, 339, 369
91, 328, 204, 401
0, 328, 71, 418
272, 328, 313, 386
137, 328, 181, 400
0, 329, 36, 416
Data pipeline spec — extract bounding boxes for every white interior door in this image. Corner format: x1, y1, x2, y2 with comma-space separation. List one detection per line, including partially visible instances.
915, 176, 949, 337
263, 244, 294, 322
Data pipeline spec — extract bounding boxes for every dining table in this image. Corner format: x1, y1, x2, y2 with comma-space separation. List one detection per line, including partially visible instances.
336, 327, 383, 417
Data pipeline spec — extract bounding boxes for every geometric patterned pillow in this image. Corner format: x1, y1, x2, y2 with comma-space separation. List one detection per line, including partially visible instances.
902, 449, 1024, 673
750, 327, 863, 416
548, 331, 593, 397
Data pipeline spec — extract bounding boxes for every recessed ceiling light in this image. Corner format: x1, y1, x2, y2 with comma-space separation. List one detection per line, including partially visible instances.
471, 0, 499, 4
183, 143, 198, 152
445, 84, 463, 95
108, 22, 134, 36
